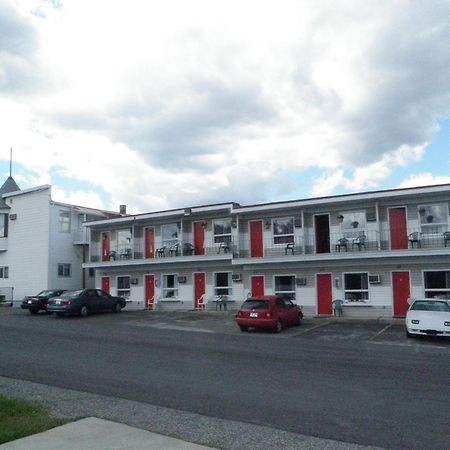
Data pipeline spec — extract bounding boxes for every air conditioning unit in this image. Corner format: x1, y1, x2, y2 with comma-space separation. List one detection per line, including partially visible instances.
369, 274, 381, 284
9, 213, 17, 220
130, 278, 139, 285
177, 276, 187, 284
232, 273, 242, 282
295, 277, 307, 286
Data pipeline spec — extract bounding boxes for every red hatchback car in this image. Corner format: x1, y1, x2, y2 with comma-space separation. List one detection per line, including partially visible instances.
236, 295, 303, 332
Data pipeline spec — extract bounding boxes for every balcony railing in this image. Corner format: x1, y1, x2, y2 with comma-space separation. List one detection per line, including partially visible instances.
89, 237, 234, 263
87, 228, 450, 263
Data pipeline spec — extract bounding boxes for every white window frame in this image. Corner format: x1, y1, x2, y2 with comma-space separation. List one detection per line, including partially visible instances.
162, 273, 179, 299
274, 274, 296, 301
57, 263, 71, 278
0, 213, 8, 238
343, 272, 369, 303
272, 217, 294, 245
214, 271, 232, 297
0, 266, 8, 278
418, 203, 449, 235
161, 223, 180, 248
59, 210, 71, 233
117, 275, 131, 298
213, 219, 232, 244
423, 270, 450, 299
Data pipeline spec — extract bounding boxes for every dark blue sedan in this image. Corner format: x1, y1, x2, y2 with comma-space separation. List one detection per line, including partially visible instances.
47, 289, 126, 317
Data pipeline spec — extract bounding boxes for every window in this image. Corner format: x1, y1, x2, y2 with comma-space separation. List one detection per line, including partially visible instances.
274, 275, 296, 300
273, 218, 294, 244
215, 272, 232, 296
117, 276, 131, 298
344, 273, 369, 302
88, 268, 95, 277
0, 213, 8, 237
57, 264, 71, 277
214, 219, 232, 244
162, 223, 179, 247
162, 274, 178, 298
0, 266, 8, 278
339, 211, 366, 232
117, 228, 132, 253
424, 271, 450, 299
410, 300, 450, 312
59, 211, 71, 233
418, 203, 448, 235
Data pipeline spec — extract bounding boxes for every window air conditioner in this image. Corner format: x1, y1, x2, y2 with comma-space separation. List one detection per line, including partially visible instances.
232, 273, 242, 282
177, 276, 187, 284
369, 274, 381, 284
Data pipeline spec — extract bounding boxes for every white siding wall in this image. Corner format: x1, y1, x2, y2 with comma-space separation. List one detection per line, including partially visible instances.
0, 189, 51, 302
48, 205, 85, 292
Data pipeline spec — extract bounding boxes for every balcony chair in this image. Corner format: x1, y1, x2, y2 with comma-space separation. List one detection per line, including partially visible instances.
156, 246, 166, 257
285, 242, 295, 255
108, 250, 117, 261
183, 242, 195, 255
352, 233, 366, 251
408, 232, 421, 248
444, 231, 450, 247
217, 242, 231, 253
120, 248, 132, 259
335, 238, 348, 252
169, 243, 180, 256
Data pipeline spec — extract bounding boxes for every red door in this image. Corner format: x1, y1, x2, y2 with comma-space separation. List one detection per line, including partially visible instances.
194, 222, 205, 256
389, 207, 408, 250
250, 221, 263, 257
145, 275, 155, 310
317, 274, 332, 315
145, 228, 155, 259
101, 276, 110, 294
251, 276, 265, 296
102, 233, 110, 261
393, 271, 410, 317
194, 273, 206, 310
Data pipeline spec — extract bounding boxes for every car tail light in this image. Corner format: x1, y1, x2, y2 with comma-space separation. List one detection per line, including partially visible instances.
265, 312, 272, 318
61, 300, 72, 305
237, 311, 243, 317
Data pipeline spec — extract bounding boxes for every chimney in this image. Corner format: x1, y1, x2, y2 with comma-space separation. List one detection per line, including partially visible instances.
119, 205, 127, 215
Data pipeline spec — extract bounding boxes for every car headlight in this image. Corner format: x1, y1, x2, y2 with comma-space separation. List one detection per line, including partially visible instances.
411, 319, 420, 324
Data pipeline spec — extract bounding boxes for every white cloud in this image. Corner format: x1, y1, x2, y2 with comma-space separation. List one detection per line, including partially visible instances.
397, 173, 450, 189
1, 0, 450, 211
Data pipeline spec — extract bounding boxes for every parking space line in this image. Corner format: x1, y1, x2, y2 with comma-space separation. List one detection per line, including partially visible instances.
369, 324, 391, 340
292, 320, 333, 336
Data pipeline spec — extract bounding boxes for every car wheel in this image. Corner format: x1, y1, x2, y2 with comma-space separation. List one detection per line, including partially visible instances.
239, 325, 249, 332
29, 309, 38, 314
113, 302, 122, 313
295, 313, 302, 326
79, 305, 89, 317
275, 320, 283, 333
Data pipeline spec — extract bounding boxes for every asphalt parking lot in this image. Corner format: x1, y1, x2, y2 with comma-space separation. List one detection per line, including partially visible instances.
2, 306, 449, 348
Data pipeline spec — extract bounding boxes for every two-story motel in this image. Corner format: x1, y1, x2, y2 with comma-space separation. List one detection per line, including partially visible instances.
83, 184, 450, 317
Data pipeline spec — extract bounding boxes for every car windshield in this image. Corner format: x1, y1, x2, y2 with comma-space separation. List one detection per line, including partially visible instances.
241, 300, 269, 310
37, 290, 54, 297
410, 301, 450, 312
58, 290, 84, 299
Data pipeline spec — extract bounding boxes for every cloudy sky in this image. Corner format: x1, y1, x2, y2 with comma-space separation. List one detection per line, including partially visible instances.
1, 0, 450, 213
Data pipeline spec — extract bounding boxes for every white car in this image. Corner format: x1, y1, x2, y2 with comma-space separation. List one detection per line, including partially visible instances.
405, 298, 450, 338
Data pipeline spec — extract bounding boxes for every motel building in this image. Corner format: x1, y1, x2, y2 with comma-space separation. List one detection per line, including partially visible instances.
83, 184, 450, 318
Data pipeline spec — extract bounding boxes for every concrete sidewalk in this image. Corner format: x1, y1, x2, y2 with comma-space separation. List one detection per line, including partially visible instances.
0, 417, 216, 450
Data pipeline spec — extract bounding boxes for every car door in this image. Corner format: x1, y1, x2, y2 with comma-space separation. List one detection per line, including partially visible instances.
276, 298, 289, 323
284, 299, 298, 324
96, 289, 112, 311
85, 289, 101, 312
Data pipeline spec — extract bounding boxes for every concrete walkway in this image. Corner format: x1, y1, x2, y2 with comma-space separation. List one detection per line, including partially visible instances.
0, 418, 216, 450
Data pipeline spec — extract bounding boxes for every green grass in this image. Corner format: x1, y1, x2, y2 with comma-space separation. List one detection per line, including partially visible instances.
0, 395, 67, 444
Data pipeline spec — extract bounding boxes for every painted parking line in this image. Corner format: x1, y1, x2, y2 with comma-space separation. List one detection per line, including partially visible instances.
369, 324, 392, 340
291, 320, 333, 336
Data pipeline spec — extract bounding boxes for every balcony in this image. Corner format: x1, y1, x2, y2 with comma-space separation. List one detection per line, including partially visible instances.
88, 237, 235, 264
73, 228, 90, 245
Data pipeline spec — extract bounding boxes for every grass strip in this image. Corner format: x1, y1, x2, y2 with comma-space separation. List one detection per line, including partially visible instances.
0, 395, 67, 444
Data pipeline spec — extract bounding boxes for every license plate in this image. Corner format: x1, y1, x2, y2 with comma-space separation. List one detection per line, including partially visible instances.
56, 300, 61, 305
250, 312, 258, 318
28, 300, 32, 304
